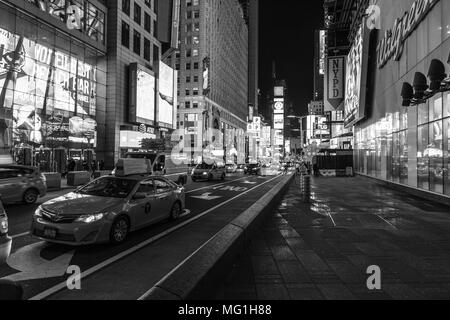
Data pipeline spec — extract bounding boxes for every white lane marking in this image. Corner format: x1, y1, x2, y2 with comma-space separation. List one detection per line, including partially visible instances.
190, 193, 223, 201
376, 215, 397, 229
1, 242, 75, 282
138, 174, 283, 300
29, 175, 281, 300
11, 231, 30, 239
328, 213, 337, 227
186, 176, 248, 194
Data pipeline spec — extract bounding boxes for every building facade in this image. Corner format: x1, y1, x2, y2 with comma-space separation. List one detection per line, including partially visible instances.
104, 0, 178, 168
351, 0, 450, 199
171, 0, 248, 164
0, 0, 107, 172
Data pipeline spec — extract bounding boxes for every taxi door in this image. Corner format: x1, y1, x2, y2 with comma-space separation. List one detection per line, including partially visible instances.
129, 180, 158, 229
153, 178, 175, 220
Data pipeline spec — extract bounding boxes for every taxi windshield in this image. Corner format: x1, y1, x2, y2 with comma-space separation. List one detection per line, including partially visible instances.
77, 177, 138, 198
196, 163, 213, 170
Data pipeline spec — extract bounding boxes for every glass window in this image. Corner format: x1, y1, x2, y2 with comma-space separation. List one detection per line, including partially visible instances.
444, 118, 450, 196
429, 120, 444, 194
144, 13, 151, 33
133, 30, 141, 55
392, 132, 400, 183
123, 0, 130, 15
418, 124, 429, 190
445, 92, 450, 118
144, 38, 151, 61
136, 181, 155, 196
418, 101, 429, 125
154, 179, 172, 194
430, 94, 443, 122
399, 130, 408, 185
122, 21, 130, 48
134, 3, 142, 24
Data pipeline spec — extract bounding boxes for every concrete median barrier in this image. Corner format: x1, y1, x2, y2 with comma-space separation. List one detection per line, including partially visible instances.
142, 174, 294, 300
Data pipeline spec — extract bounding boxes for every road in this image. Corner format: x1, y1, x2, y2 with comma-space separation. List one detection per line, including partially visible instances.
1, 173, 286, 300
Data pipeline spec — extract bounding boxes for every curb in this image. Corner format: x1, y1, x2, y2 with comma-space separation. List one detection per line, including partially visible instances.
141, 174, 294, 300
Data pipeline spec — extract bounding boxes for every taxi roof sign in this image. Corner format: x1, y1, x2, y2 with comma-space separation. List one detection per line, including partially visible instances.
115, 159, 152, 177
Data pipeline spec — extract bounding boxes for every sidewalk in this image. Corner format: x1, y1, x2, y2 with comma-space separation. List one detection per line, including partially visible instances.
214, 176, 450, 300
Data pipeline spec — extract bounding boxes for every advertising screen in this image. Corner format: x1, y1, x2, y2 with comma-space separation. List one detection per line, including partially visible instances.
158, 62, 174, 127
274, 114, 284, 130
344, 20, 370, 128
129, 64, 155, 123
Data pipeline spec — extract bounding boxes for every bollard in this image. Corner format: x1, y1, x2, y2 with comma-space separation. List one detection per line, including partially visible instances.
300, 175, 311, 203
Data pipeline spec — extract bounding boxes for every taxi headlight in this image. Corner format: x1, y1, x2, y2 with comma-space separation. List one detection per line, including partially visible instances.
76, 213, 106, 224
202, 172, 208, 175
34, 206, 43, 218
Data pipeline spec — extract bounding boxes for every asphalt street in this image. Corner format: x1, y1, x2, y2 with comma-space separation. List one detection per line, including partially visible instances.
1, 173, 285, 300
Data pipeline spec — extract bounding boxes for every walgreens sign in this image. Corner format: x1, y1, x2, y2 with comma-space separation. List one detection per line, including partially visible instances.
376, 0, 440, 69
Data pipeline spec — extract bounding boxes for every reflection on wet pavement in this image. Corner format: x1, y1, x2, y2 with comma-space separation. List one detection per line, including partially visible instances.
215, 176, 450, 300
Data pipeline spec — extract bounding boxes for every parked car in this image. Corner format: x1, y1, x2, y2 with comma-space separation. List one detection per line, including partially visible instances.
0, 165, 47, 204
245, 163, 262, 175
31, 175, 185, 245
191, 163, 226, 182
225, 163, 238, 173
236, 164, 246, 174
0, 200, 11, 264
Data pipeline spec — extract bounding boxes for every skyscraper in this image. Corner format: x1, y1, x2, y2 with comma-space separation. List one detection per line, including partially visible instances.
173, 0, 249, 164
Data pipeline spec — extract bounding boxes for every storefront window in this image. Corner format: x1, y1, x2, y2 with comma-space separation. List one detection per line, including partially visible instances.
399, 130, 408, 185
418, 101, 429, 125
429, 120, 444, 194
386, 134, 393, 181
24, 0, 105, 45
444, 118, 450, 196
0, 3, 103, 172
418, 124, 429, 190
445, 92, 450, 118
430, 94, 443, 122
392, 132, 400, 183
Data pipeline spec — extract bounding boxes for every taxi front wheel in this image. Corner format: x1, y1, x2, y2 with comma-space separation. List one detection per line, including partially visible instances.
110, 216, 130, 244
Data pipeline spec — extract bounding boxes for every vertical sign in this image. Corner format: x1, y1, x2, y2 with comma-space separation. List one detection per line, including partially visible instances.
325, 56, 345, 110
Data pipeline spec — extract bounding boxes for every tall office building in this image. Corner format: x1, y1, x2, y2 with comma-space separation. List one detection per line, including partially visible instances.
239, 0, 259, 115
104, 0, 179, 168
172, 0, 249, 164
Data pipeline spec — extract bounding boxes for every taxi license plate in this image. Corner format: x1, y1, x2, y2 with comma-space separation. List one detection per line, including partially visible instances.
44, 228, 57, 239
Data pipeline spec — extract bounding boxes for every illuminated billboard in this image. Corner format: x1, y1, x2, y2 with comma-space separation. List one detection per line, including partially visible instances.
274, 114, 284, 130
274, 98, 284, 114
274, 86, 284, 98
344, 19, 370, 128
0, 27, 98, 116
129, 63, 155, 123
319, 30, 326, 75
158, 62, 175, 127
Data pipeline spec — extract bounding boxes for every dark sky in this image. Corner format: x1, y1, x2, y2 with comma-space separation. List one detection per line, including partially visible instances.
259, 0, 324, 116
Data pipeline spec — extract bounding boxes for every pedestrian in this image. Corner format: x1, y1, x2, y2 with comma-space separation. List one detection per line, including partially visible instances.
99, 160, 105, 171
68, 159, 76, 173
91, 160, 97, 178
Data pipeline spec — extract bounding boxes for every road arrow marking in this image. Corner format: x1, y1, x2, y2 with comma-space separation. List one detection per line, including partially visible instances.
242, 181, 257, 185
190, 193, 222, 201
1, 242, 75, 282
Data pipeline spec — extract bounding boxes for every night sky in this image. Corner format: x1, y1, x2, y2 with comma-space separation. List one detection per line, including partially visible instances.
259, 0, 324, 116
